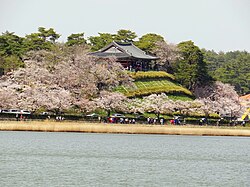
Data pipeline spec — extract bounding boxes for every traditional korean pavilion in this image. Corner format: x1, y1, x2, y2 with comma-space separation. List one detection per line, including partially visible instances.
90, 41, 159, 71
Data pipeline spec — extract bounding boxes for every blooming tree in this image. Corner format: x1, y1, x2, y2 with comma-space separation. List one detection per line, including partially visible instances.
0, 47, 132, 113
153, 41, 179, 72
172, 100, 201, 116
0, 87, 18, 109
194, 81, 243, 119
93, 91, 127, 116
141, 93, 175, 119
124, 98, 145, 114
74, 98, 96, 114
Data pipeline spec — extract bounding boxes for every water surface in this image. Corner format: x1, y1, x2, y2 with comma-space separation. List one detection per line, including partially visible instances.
0, 131, 249, 186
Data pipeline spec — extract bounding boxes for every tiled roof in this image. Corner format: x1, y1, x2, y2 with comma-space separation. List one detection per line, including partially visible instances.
90, 41, 159, 60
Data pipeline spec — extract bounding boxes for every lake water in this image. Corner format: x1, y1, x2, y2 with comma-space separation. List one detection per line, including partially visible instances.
0, 131, 249, 187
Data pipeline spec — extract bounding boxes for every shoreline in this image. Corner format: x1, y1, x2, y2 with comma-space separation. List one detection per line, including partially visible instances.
0, 121, 250, 137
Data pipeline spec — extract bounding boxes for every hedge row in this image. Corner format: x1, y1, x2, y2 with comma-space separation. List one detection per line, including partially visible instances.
123, 86, 193, 98
127, 71, 175, 80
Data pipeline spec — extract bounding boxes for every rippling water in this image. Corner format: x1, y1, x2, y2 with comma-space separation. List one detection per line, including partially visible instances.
0, 131, 249, 187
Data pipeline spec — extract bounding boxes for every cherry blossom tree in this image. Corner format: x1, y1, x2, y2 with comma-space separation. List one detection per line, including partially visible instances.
17, 86, 74, 114
0, 46, 132, 113
74, 98, 96, 114
141, 93, 175, 119
93, 91, 127, 116
153, 41, 179, 72
173, 100, 201, 116
124, 98, 145, 114
0, 87, 18, 109
194, 81, 243, 119
194, 98, 217, 118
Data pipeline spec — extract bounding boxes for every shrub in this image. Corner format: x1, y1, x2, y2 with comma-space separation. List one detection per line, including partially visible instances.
127, 71, 175, 80
115, 78, 193, 98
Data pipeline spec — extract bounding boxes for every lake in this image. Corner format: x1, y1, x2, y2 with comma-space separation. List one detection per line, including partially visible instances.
0, 131, 249, 186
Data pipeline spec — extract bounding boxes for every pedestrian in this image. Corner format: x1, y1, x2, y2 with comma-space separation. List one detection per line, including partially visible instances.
242, 120, 246, 127
160, 118, 164, 125
153, 118, 157, 125
16, 114, 19, 121
199, 118, 203, 125
129, 65, 132, 71
216, 119, 220, 126
147, 117, 150, 124
120, 118, 124, 124
170, 119, 174, 125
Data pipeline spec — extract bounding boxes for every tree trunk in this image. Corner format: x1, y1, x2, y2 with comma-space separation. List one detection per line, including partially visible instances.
107, 110, 111, 117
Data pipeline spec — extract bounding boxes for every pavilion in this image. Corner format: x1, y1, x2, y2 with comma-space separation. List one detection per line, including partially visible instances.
90, 41, 159, 71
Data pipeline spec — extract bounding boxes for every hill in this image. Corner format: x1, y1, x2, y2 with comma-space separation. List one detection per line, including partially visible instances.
115, 71, 193, 101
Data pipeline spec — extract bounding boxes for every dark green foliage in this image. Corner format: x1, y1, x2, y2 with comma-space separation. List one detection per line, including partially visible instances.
174, 41, 212, 90
135, 33, 164, 53
24, 27, 60, 51
88, 29, 137, 51
37, 27, 60, 43
66, 33, 86, 46
24, 33, 52, 51
0, 31, 25, 57
88, 33, 115, 51
203, 49, 250, 94
0, 55, 24, 73
0, 27, 60, 74
0, 31, 25, 73
115, 29, 137, 43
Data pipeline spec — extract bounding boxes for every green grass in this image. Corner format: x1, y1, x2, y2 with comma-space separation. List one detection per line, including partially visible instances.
168, 95, 194, 101
115, 71, 194, 100
127, 71, 175, 80
115, 79, 192, 99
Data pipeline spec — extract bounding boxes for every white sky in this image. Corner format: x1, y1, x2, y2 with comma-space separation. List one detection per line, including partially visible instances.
0, 0, 249, 52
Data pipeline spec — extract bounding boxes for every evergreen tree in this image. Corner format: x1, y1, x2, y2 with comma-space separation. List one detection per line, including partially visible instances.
136, 33, 164, 53
66, 33, 86, 46
0, 31, 25, 57
0, 31, 25, 74
88, 33, 115, 51
24, 27, 60, 51
174, 41, 212, 91
88, 29, 137, 51
203, 49, 250, 94
115, 29, 137, 43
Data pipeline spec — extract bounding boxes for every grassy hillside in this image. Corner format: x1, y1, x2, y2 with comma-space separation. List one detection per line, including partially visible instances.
115, 71, 193, 100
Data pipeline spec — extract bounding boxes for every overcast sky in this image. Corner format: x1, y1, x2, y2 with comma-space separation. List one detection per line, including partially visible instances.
1, 0, 249, 52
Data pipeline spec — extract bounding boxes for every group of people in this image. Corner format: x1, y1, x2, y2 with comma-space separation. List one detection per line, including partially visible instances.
147, 117, 164, 125
15, 114, 25, 121
99, 116, 172, 125
125, 64, 142, 72
105, 117, 136, 124
102, 116, 166, 125
170, 118, 182, 125
55, 116, 64, 121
